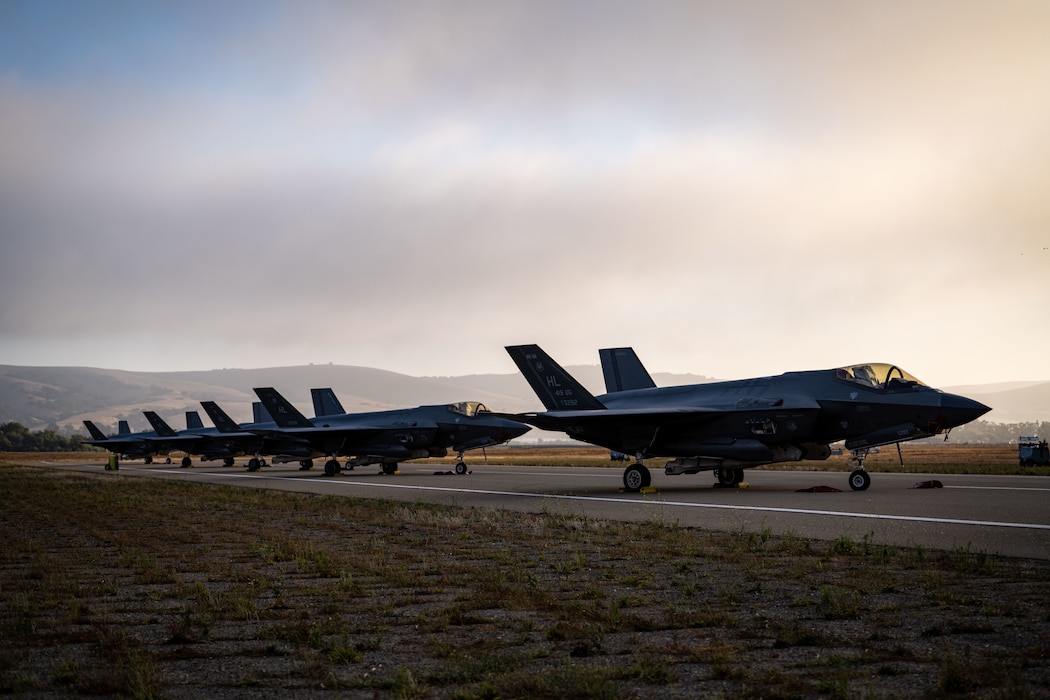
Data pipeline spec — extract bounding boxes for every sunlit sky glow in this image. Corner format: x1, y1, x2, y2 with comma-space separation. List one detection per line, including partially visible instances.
1, 1, 1048, 387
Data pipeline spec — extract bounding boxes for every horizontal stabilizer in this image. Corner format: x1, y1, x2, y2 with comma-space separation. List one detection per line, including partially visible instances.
600, 347, 656, 392
254, 388, 315, 429
505, 345, 605, 412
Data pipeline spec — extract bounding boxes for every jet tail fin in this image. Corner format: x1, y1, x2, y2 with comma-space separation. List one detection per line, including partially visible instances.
253, 388, 316, 428
311, 387, 345, 417
252, 401, 272, 424
505, 345, 606, 411
600, 347, 657, 392
201, 401, 242, 433
186, 411, 204, 431
118, 420, 131, 436
83, 420, 107, 441
143, 411, 178, 437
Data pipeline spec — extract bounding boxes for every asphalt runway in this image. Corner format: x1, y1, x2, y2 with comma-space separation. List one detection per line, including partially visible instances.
38, 459, 1050, 560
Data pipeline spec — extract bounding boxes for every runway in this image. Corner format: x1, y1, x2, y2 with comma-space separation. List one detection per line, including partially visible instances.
38, 460, 1050, 560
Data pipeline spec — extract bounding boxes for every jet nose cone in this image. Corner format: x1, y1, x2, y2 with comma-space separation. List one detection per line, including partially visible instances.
504, 419, 531, 440
939, 393, 992, 428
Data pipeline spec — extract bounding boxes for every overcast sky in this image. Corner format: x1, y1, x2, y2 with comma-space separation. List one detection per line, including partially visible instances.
1, 1, 1048, 387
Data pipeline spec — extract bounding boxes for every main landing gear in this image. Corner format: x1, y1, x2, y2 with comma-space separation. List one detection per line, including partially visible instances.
715, 468, 744, 487
623, 460, 652, 492
846, 449, 872, 491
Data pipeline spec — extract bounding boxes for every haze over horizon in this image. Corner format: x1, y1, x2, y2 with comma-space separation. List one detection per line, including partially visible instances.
2, 2, 1048, 388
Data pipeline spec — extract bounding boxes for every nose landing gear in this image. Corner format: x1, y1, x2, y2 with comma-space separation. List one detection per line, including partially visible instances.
847, 449, 872, 491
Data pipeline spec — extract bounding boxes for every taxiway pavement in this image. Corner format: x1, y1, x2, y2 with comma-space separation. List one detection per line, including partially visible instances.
37, 460, 1050, 560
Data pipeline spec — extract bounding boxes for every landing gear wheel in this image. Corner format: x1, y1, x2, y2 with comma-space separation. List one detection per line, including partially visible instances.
248, 458, 261, 472
299, 459, 313, 471
223, 457, 235, 467
181, 456, 192, 468
716, 468, 743, 487
623, 464, 652, 492
848, 469, 871, 491
344, 461, 354, 471
324, 459, 340, 476
454, 462, 468, 475
382, 462, 398, 475
145, 456, 153, 465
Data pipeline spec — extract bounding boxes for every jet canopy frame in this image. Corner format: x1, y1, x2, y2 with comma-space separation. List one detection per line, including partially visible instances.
447, 401, 489, 417
836, 363, 928, 392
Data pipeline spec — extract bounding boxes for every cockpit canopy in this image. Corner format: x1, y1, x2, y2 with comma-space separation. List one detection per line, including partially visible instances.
836, 364, 929, 391
447, 401, 489, 417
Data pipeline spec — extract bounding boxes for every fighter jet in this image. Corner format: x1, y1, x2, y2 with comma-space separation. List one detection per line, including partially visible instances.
82, 416, 197, 464
192, 388, 355, 470
82, 419, 152, 460
253, 387, 531, 476
199, 399, 324, 470
503, 344, 991, 492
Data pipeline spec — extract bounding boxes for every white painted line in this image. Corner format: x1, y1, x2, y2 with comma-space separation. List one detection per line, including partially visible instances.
945, 485, 1050, 493
128, 467, 1050, 532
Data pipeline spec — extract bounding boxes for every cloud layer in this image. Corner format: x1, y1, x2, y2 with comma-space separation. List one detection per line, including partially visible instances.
1, 1, 1048, 385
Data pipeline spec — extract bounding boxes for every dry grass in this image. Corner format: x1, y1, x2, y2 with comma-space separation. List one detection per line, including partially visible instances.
1, 458, 1049, 698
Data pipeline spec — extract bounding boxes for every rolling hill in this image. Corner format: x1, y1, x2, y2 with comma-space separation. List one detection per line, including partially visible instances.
1, 363, 1046, 435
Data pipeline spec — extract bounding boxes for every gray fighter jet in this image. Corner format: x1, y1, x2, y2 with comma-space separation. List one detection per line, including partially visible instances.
83, 414, 205, 465
194, 389, 356, 470
253, 387, 531, 475
82, 419, 154, 461
503, 344, 991, 492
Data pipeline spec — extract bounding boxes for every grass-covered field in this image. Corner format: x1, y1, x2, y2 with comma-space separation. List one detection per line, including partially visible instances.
2, 451, 1049, 698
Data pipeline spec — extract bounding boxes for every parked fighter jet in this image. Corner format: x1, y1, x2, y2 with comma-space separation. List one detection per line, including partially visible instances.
82, 419, 154, 460
199, 399, 320, 470
503, 344, 991, 492
82, 416, 196, 464
194, 389, 352, 470
253, 387, 531, 476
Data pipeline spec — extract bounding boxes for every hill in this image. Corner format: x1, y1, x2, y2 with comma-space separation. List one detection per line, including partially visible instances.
0, 363, 1046, 435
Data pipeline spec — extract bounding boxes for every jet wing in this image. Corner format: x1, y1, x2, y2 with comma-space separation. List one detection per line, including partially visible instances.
502, 396, 821, 431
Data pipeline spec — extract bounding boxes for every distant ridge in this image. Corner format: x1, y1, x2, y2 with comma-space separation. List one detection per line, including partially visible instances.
0, 363, 1045, 432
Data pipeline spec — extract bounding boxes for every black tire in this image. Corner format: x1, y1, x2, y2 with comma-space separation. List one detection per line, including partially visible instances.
248, 458, 260, 472
181, 456, 192, 468
324, 460, 340, 476
716, 468, 741, 487
623, 465, 650, 492
848, 469, 871, 491
382, 463, 398, 475
454, 462, 468, 475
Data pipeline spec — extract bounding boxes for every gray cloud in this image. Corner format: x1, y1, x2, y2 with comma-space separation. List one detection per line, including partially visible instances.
1, 1, 1048, 383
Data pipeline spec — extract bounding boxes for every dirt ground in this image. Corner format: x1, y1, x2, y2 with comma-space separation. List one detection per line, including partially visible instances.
1, 456, 1048, 698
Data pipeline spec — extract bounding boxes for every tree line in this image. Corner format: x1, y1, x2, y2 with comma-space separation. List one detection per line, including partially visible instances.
0, 422, 93, 452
